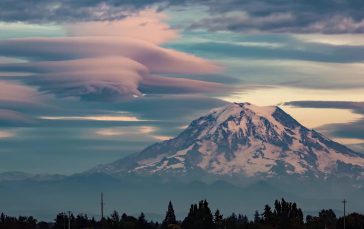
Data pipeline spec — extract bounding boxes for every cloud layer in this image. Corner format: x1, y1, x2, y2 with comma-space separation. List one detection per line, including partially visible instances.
0, 9, 228, 138
1, 0, 364, 33
0, 12, 225, 101
191, 0, 364, 34
0, 39, 224, 100
285, 101, 364, 144
66, 9, 178, 45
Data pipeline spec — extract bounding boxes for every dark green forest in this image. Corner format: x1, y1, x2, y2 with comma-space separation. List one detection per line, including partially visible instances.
1, 198, 363, 229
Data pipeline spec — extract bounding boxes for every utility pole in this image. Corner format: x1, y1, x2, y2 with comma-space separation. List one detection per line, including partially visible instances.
63, 213, 66, 229
67, 211, 71, 229
342, 199, 347, 229
101, 192, 105, 229
101, 192, 104, 220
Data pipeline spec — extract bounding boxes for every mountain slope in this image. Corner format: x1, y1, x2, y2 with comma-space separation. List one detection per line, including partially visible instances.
91, 103, 364, 179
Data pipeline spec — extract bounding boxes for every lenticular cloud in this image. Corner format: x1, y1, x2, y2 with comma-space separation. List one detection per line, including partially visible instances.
0, 11, 224, 101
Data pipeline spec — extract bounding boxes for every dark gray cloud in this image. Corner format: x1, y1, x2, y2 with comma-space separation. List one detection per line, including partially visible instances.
191, 0, 364, 34
285, 101, 364, 113
170, 39, 364, 64
285, 101, 364, 141
321, 122, 364, 140
0, 0, 195, 23
167, 33, 364, 89
0, 0, 160, 23
349, 142, 364, 153
1, 0, 364, 34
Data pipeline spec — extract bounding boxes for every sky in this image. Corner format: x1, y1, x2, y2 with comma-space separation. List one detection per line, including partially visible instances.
0, 0, 364, 174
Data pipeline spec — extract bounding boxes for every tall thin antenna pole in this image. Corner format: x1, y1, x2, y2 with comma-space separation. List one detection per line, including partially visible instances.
63, 213, 66, 229
101, 192, 104, 220
67, 211, 71, 229
342, 199, 347, 229
100, 192, 105, 229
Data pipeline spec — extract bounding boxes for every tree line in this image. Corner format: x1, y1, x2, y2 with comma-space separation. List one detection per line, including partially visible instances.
1, 198, 363, 229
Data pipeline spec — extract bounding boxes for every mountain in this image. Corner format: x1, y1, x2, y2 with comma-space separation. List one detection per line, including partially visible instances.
0, 171, 65, 182
91, 102, 364, 180
2, 103, 364, 220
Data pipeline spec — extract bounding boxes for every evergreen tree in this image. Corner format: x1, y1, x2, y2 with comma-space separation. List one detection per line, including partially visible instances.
54, 212, 68, 229
238, 214, 249, 227
5, 197, 364, 229
109, 210, 120, 229
111, 210, 120, 223
306, 215, 318, 229
318, 209, 336, 229
225, 213, 237, 229
0, 213, 4, 225
138, 212, 148, 229
262, 204, 273, 224
214, 209, 223, 229
73, 214, 90, 228
37, 221, 50, 229
337, 212, 364, 229
201, 200, 214, 228
163, 201, 177, 228
119, 213, 139, 229
254, 211, 261, 224
272, 198, 304, 229
181, 204, 195, 229
182, 200, 214, 229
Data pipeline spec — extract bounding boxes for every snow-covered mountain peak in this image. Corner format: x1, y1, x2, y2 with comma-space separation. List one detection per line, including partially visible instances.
211, 102, 276, 118
187, 102, 297, 142
208, 103, 277, 126
92, 103, 364, 179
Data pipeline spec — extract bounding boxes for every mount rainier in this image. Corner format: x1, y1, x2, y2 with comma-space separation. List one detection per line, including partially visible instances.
92, 103, 364, 180
2, 103, 364, 219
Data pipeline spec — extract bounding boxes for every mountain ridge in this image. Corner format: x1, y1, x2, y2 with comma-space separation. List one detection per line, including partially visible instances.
1, 104, 363, 221
91, 102, 364, 180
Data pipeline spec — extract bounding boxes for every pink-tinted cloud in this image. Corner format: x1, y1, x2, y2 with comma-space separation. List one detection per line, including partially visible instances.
141, 75, 228, 93
0, 37, 221, 74
0, 56, 225, 100
0, 80, 39, 103
0, 109, 35, 125
0, 129, 15, 138
0, 9, 225, 101
0, 81, 41, 125
66, 9, 178, 45
0, 36, 224, 100
26, 57, 146, 100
